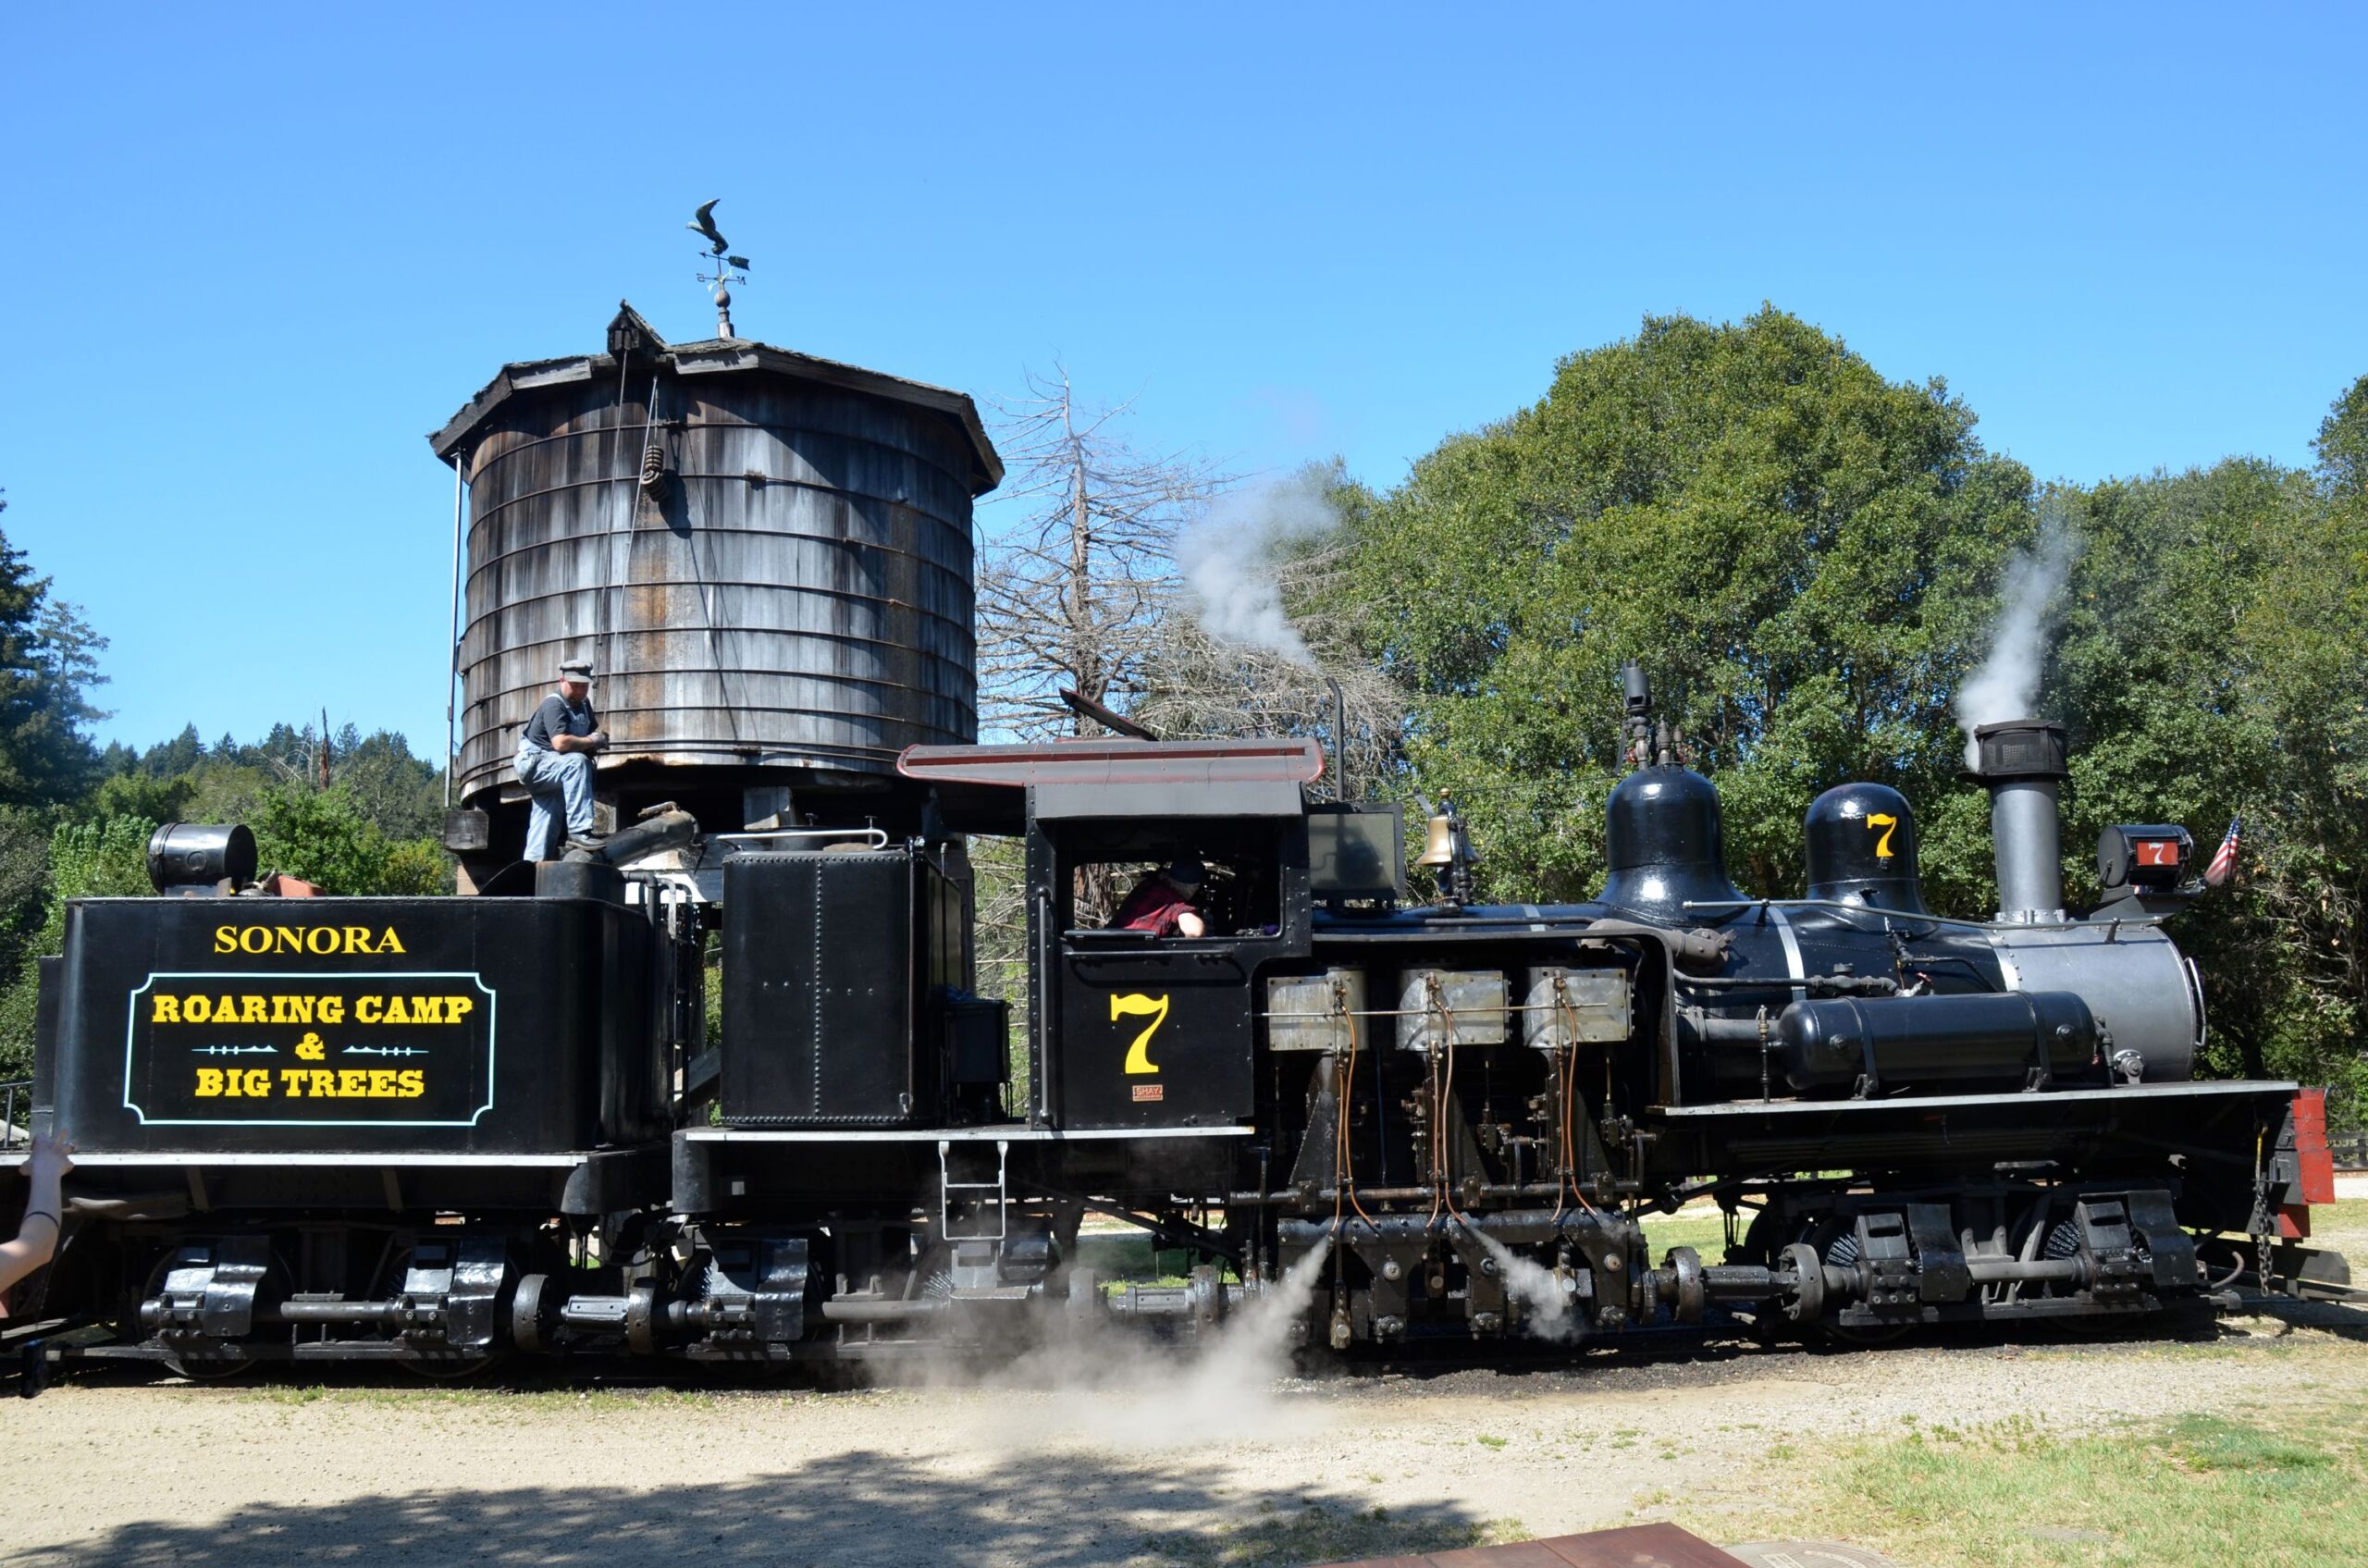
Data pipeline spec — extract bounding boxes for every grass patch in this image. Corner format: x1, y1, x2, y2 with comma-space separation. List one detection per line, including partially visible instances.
1142, 1503, 1523, 1567
2307, 1198, 2368, 1266
1696, 1408, 2368, 1567
1639, 1204, 1731, 1262
1075, 1233, 1237, 1288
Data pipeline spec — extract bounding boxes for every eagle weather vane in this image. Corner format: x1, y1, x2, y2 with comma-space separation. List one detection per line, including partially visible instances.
688, 199, 753, 339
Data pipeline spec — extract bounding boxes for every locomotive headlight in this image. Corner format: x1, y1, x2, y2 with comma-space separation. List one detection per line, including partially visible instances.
2097, 823, 2194, 894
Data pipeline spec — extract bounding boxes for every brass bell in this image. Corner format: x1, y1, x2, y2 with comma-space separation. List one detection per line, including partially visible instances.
1415, 813, 1460, 869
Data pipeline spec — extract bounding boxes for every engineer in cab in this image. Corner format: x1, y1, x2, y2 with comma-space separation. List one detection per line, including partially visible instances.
1110, 859, 1207, 938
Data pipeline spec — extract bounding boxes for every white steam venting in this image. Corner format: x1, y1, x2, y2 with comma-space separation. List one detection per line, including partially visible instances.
1176, 472, 1340, 667
1956, 503, 2082, 769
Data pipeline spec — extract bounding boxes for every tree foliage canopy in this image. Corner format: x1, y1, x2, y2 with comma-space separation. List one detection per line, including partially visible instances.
1327, 307, 2034, 906
0, 500, 107, 808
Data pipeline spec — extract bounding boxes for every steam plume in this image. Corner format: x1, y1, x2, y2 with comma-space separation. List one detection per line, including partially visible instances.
1176, 473, 1341, 666
1956, 500, 2083, 765
1145, 1237, 1336, 1438
920, 1239, 1336, 1451
1462, 1224, 1584, 1343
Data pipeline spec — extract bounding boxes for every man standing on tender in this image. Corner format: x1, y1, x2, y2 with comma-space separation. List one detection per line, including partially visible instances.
514, 660, 609, 861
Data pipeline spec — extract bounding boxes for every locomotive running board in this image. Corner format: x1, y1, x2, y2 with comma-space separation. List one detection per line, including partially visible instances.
1650, 1081, 2299, 1117
682, 1126, 1256, 1142
9, 1131, 1258, 1166
3, 1152, 588, 1166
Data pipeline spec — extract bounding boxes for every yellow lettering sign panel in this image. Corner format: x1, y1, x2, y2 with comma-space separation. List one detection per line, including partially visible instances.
122, 970, 497, 1128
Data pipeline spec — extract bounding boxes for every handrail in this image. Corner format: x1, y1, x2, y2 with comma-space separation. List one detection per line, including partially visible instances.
1, 1078, 29, 1152
1680, 896, 2176, 933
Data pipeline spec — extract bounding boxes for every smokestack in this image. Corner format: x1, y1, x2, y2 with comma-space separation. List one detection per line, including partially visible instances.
1971, 720, 2068, 922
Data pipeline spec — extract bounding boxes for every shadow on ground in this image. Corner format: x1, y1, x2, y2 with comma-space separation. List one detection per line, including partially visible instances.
2258, 1294, 2368, 1340
9, 1449, 1496, 1568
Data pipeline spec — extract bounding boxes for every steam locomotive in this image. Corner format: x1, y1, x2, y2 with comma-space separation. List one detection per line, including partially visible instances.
5, 671, 2339, 1376
0, 302, 2339, 1379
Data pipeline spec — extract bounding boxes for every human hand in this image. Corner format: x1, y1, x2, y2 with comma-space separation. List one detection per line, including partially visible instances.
28, 1130, 73, 1180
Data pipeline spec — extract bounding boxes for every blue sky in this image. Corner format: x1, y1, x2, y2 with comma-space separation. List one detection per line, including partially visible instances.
2, 6, 2362, 759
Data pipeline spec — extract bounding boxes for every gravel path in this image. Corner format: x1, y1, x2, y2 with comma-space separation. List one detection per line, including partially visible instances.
6, 1301, 2363, 1567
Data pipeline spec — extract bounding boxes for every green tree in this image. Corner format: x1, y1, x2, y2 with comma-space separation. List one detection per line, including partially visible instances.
89, 769, 195, 824
0, 500, 108, 807
139, 723, 205, 779
0, 815, 155, 1078
1330, 307, 2033, 907
2315, 372, 2368, 499
252, 783, 447, 896
2051, 455, 2368, 1105
332, 729, 442, 841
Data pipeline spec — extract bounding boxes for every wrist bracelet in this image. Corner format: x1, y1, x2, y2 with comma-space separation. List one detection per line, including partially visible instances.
20, 1211, 58, 1228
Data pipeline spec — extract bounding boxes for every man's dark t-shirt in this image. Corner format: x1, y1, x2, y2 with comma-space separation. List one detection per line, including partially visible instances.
522, 693, 597, 751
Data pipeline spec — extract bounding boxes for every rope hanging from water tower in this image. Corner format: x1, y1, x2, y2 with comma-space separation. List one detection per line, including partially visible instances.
638, 376, 667, 498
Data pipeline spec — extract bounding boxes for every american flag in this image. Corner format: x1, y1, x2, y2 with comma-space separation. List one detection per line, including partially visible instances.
2203, 815, 2243, 888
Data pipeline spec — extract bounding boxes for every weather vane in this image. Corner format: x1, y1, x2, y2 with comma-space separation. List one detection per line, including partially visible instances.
688, 199, 752, 339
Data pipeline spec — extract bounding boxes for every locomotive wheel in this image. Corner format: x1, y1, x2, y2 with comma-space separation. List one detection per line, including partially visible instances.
2030, 1217, 2125, 1332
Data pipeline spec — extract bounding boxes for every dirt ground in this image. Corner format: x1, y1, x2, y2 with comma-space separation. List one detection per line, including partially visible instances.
5, 1210, 2364, 1567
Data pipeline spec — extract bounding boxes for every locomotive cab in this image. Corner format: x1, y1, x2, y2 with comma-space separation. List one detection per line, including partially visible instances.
905, 737, 1326, 1133
1037, 800, 1309, 1131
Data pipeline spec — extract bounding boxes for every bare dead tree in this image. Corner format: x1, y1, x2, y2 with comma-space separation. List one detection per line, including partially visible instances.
974, 366, 1234, 933
971, 371, 1408, 992
975, 364, 1232, 741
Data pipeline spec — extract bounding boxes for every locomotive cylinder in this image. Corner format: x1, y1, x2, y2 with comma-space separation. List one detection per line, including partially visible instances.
1775, 990, 2100, 1093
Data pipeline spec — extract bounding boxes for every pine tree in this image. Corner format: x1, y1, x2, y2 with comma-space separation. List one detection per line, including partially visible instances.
0, 498, 106, 807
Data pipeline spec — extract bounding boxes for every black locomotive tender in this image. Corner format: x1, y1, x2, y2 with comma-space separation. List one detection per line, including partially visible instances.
7, 316, 2338, 1375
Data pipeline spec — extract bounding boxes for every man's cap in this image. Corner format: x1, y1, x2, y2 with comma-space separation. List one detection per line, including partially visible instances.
559, 661, 594, 684
1166, 858, 1205, 887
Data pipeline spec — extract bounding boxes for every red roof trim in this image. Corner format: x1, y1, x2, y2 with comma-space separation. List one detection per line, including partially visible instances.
899, 737, 1326, 790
